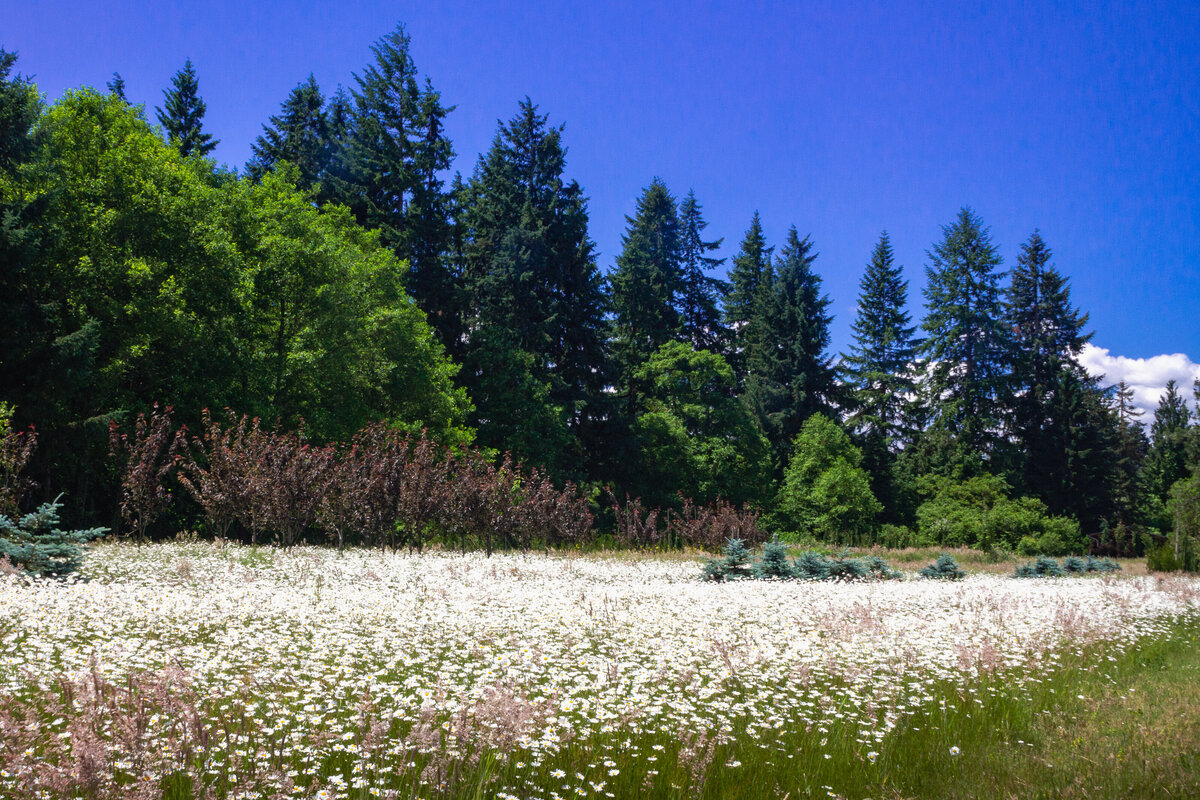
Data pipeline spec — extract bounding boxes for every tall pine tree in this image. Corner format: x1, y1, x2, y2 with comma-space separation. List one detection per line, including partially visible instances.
919, 207, 1010, 464
1005, 230, 1093, 497
609, 179, 683, 381
746, 226, 836, 468
155, 58, 218, 157
724, 212, 771, 383
1146, 379, 1192, 501
246, 75, 333, 194
676, 190, 728, 352
841, 232, 918, 514
456, 99, 608, 474
332, 24, 457, 349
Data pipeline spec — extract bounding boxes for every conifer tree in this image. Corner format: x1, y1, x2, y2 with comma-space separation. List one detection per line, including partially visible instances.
1005, 231, 1093, 496
746, 226, 836, 467
333, 24, 457, 349
841, 232, 918, 514
609, 178, 683, 380
1146, 380, 1192, 501
842, 231, 917, 445
106, 72, 126, 101
676, 190, 728, 352
724, 212, 772, 383
247, 75, 332, 193
456, 99, 608, 474
156, 58, 218, 157
919, 207, 1010, 463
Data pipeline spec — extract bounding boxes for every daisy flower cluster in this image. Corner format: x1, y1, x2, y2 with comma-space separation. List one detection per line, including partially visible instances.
0, 542, 1195, 798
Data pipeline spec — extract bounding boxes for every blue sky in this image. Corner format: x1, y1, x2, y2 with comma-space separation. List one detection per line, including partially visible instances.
7, 0, 1200, 406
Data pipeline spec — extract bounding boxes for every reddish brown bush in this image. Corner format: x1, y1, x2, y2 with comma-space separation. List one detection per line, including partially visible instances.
513, 469, 594, 550
666, 497, 766, 551
610, 493, 663, 549
0, 421, 37, 517
109, 405, 184, 540
178, 409, 253, 539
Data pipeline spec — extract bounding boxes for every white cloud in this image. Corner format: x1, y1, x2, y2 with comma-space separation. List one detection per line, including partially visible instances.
1079, 344, 1200, 421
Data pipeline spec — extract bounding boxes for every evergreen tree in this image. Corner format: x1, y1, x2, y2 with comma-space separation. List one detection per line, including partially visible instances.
747, 226, 836, 467
155, 58, 218, 157
246, 75, 332, 193
1005, 231, 1093, 496
333, 24, 457, 349
724, 212, 772, 382
1146, 380, 1191, 501
106, 72, 126, 101
609, 178, 683, 380
456, 99, 609, 474
919, 207, 1010, 463
841, 231, 918, 515
676, 190, 728, 352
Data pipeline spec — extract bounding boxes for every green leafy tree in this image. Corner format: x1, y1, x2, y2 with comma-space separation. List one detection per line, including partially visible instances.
156, 58, 218, 157
724, 212, 772, 383
676, 189, 728, 352
919, 207, 1010, 463
841, 231, 918, 516
246, 75, 333, 194
776, 413, 881, 544
630, 342, 770, 508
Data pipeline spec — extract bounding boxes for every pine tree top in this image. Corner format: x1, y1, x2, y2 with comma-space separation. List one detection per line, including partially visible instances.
156, 57, 218, 157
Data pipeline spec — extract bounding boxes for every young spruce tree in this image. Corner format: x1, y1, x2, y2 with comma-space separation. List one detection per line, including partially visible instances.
841, 231, 917, 513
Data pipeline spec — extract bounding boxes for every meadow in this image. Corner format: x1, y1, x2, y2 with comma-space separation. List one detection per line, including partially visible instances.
2, 543, 1199, 799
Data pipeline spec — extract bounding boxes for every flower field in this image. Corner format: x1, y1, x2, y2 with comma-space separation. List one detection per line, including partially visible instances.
1, 543, 1198, 799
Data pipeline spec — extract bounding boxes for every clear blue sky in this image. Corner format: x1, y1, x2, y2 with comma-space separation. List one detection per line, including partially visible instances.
7, 0, 1199, 364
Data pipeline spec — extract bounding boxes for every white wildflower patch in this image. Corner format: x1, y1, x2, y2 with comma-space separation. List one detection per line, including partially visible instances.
0, 542, 1196, 798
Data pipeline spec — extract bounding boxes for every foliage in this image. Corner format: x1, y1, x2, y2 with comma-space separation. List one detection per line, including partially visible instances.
918, 554, 965, 580
455, 99, 609, 475
0, 403, 36, 516
156, 58, 218, 157
724, 212, 772, 383
776, 414, 882, 544
631, 342, 771, 507
246, 74, 334, 194
919, 207, 1010, 461
666, 497, 765, 551
109, 404, 184, 540
0, 495, 106, 576
1167, 473, 1200, 572
915, 474, 1085, 553
1013, 556, 1066, 578
676, 189, 728, 352
744, 226, 836, 464
703, 541, 901, 582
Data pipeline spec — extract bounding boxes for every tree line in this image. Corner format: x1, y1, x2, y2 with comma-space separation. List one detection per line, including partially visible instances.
2, 27, 1199, 555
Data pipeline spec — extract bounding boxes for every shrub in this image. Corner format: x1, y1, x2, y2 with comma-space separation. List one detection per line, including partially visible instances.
109, 404, 185, 540
1014, 556, 1065, 578
917, 475, 1084, 553
610, 494, 663, 549
667, 497, 765, 551
0, 496, 107, 576
178, 409, 254, 539
753, 536, 793, 579
1084, 556, 1121, 573
918, 554, 965, 580
1147, 542, 1181, 573
701, 538, 754, 581
0, 403, 37, 516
